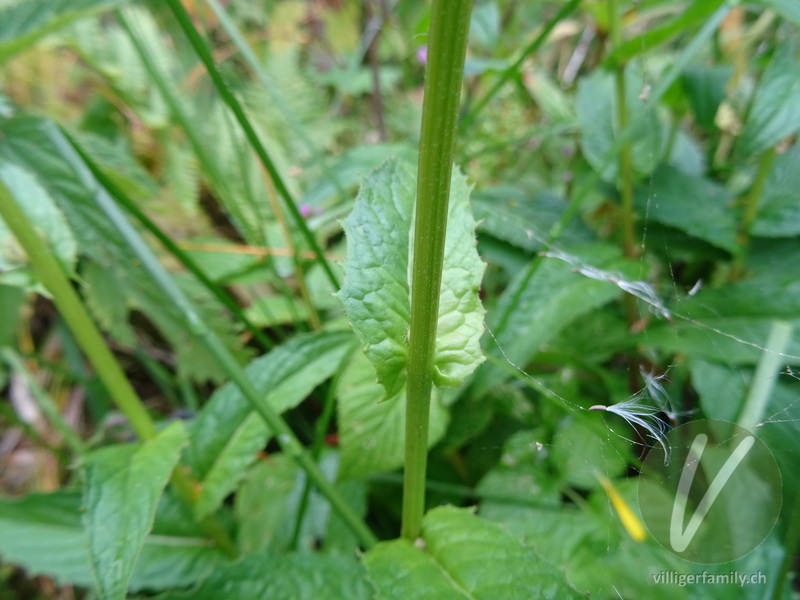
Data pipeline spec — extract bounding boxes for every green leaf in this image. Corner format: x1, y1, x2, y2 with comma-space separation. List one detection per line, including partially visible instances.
0, 162, 77, 286
83, 421, 188, 600
753, 0, 800, 26
752, 145, 800, 237
158, 550, 374, 600
739, 44, 800, 157
336, 351, 449, 479
681, 66, 733, 131
0, 491, 226, 590
551, 418, 629, 489
633, 165, 739, 253
338, 159, 486, 399
577, 61, 667, 182
187, 331, 355, 519
473, 244, 633, 396
0, 0, 129, 62
364, 506, 581, 599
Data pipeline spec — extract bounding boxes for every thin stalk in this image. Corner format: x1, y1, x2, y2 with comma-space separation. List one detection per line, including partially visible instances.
0, 173, 238, 557
459, 0, 580, 134
203, 0, 346, 197
62, 132, 274, 352
0, 182, 157, 442
738, 147, 776, 243
46, 125, 377, 549
162, 0, 338, 289
737, 320, 793, 431
607, 0, 637, 261
2, 348, 88, 456
402, 0, 473, 541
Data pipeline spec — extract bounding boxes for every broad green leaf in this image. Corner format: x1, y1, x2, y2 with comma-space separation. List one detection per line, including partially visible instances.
235, 451, 366, 554
0, 162, 77, 286
84, 421, 188, 600
338, 159, 486, 400
0, 115, 248, 382
158, 551, 374, 600
681, 66, 733, 131
633, 165, 739, 253
739, 44, 800, 157
472, 188, 593, 252
187, 331, 355, 519
0, 0, 129, 62
752, 145, 800, 237
473, 244, 633, 396
336, 350, 449, 479
577, 61, 667, 182
364, 506, 581, 599
551, 418, 630, 489
0, 491, 227, 590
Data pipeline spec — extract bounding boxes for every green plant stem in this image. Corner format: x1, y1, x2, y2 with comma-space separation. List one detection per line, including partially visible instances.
163, 0, 338, 289
46, 125, 377, 550
63, 132, 274, 352
738, 147, 776, 244
459, 0, 580, 134
607, 0, 637, 261
0, 170, 238, 557
402, 0, 473, 541
737, 320, 793, 431
0, 182, 158, 442
204, 0, 346, 198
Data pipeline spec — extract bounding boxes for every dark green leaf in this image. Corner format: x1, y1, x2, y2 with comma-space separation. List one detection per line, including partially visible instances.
752, 145, 800, 237
681, 66, 733, 131
634, 165, 739, 252
739, 44, 800, 157
84, 422, 188, 600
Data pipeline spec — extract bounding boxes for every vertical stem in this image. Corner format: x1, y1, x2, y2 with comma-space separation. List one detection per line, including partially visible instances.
402, 0, 473, 541
607, 0, 637, 261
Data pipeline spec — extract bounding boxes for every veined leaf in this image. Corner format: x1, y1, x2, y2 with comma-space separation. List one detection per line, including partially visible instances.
336, 351, 449, 479
187, 331, 355, 519
338, 159, 486, 400
158, 550, 374, 600
0, 161, 77, 287
473, 244, 633, 396
0, 0, 129, 62
364, 506, 581, 599
83, 421, 188, 600
739, 43, 800, 157
0, 491, 226, 590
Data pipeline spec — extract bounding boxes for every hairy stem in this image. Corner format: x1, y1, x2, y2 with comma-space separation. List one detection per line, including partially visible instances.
402, 0, 473, 541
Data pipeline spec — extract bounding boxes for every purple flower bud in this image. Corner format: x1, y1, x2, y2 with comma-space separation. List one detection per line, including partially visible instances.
299, 203, 313, 218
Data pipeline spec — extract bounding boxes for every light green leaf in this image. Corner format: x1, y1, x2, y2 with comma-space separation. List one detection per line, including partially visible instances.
0, 161, 77, 285
753, 145, 800, 237
364, 506, 582, 599
0, 0, 129, 62
336, 351, 449, 479
577, 61, 667, 182
753, 0, 800, 26
84, 421, 188, 600
158, 550, 374, 600
339, 159, 486, 399
739, 44, 800, 157
633, 165, 739, 252
187, 331, 355, 519
0, 491, 227, 590
473, 244, 633, 396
